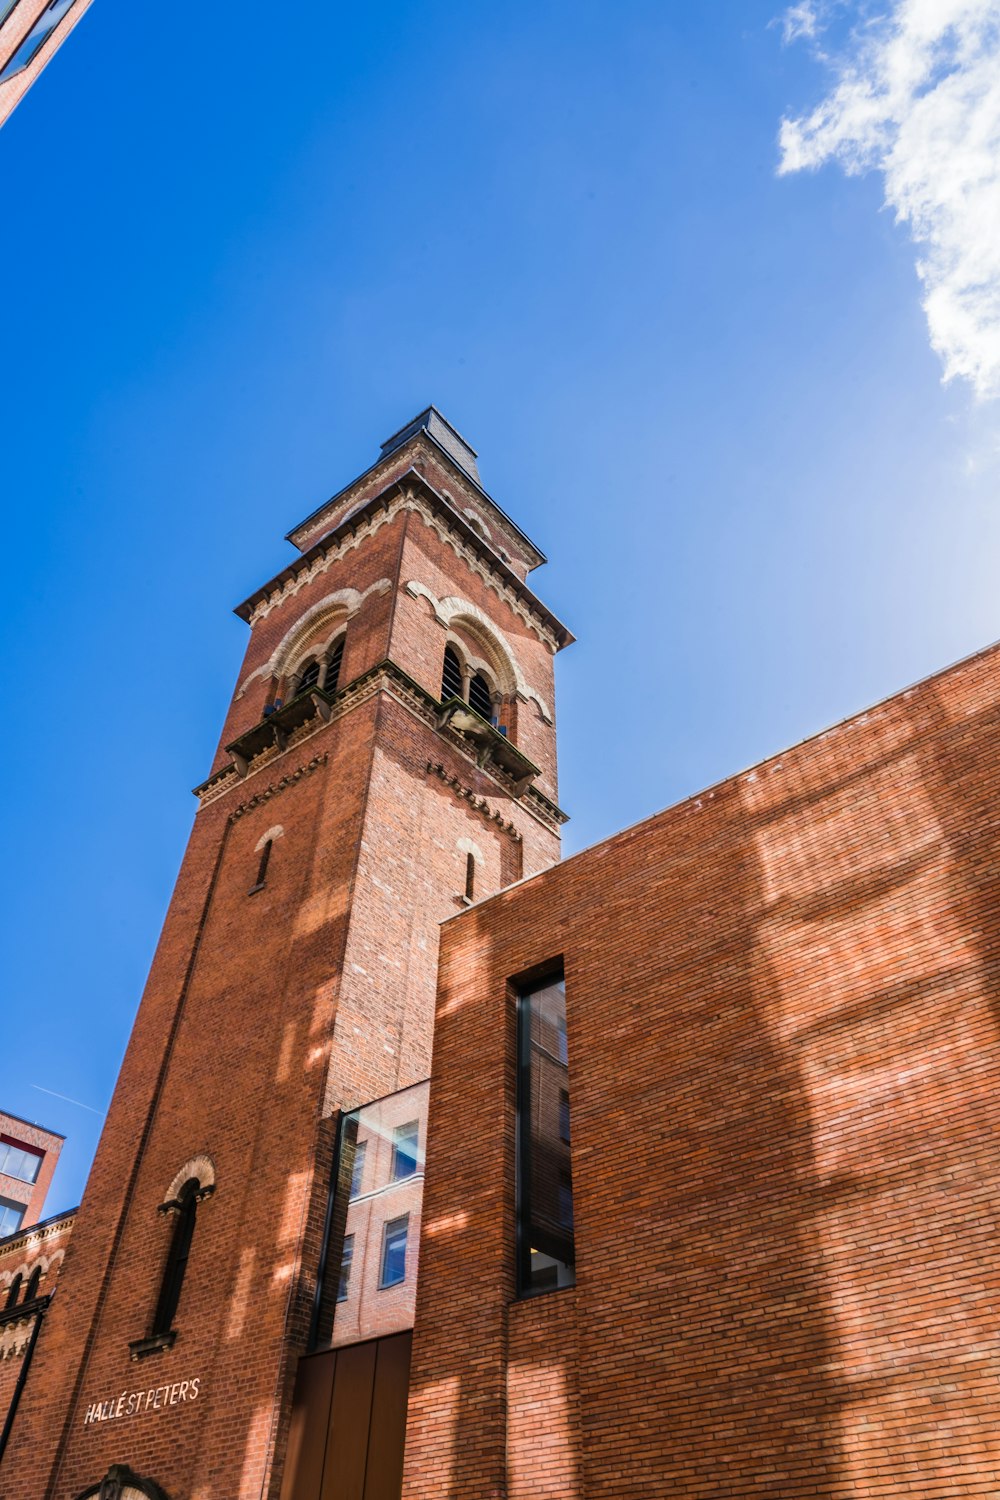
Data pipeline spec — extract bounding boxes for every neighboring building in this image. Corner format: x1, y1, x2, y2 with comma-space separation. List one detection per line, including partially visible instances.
0, 0, 94, 129
3, 410, 1000, 1497
0, 1111, 63, 1235
0, 1208, 75, 1464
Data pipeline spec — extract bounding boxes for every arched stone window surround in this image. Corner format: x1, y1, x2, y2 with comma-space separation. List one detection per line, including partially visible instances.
75, 1464, 170, 1499
0, 1247, 66, 1298
255, 825, 284, 853
287, 626, 348, 698
406, 582, 553, 723
160, 1154, 216, 1213
235, 579, 391, 699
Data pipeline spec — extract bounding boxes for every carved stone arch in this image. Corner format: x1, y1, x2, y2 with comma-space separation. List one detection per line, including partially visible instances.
456, 836, 484, 862
255, 824, 284, 851
75, 1465, 170, 1500
235, 579, 391, 698
161, 1154, 216, 1211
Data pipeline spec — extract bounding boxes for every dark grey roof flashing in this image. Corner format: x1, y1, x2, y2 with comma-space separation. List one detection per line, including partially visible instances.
380, 407, 481, 485
285, 410, 547, 567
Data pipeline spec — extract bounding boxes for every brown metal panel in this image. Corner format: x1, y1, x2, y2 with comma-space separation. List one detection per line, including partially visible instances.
321, 1339, 377, 1500
279, 1350, 337, 1500
363, 1332, 413, 1500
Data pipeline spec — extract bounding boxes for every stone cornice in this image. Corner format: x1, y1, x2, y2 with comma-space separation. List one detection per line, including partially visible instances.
234, 475, 573, 654
0, 1208, 76, 1259
286, 429, 546, 569
194, 660, 568, 834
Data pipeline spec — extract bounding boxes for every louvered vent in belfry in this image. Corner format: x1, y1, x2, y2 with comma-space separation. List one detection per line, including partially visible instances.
469, 673, 493, 720
441, 646, 463, 702
325, 637, 345, 693
297, 660, 321, 692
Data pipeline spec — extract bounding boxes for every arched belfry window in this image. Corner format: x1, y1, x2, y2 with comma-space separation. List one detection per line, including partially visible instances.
468, 671, 493, 721
441, 644, 463, 702
324, 635, 345, 694
152, 1178, 199, 1338
5, 1273, 22, 1309
23, 1265, 42, 1303
296, 658, 321, 694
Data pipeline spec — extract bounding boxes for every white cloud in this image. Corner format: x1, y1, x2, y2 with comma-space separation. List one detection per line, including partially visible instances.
778, 1, 1000, 400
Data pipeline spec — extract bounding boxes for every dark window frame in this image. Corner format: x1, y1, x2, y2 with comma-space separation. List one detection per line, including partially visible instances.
390, 1121, 419, 1182
515, 966, 575, 1299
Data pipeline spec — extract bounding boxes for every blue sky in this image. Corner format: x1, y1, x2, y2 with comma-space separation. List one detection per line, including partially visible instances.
2, 0, 998, 1214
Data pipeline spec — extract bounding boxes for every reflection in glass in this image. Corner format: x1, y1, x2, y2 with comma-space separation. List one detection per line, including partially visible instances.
0, 0, 77, 83
337, 1235, 353, 1302
517, 973, 575, 1295
349, 1141, 366, 1198
380, 1215, 408, 1288
391, 1121, 418, 1181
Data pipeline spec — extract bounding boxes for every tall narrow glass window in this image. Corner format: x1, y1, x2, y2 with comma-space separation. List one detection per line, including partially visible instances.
517, 973, 575, 1296
0, 0, 77, 83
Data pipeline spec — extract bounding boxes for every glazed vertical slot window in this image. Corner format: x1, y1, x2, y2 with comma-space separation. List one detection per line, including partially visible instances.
516, 972, 575, 1296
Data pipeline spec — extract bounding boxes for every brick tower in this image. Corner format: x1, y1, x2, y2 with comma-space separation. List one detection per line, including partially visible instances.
2, 410, 571, 1500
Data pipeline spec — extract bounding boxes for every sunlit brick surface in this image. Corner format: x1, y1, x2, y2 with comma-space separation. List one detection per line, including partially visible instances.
408, 642, 1000, 1498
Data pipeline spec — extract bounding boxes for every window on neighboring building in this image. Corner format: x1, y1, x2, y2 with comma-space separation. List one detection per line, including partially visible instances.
468, 671, 493, 721
337, 1234, 354, 1302
349, 1140, 366, 1198
324, 636, 345, 694
0, 1140, 43, 1183
5, 1272, 22, 1309
0, 1196, 25, 1237
441, 644, 463, 702
379, 1215, 408, 1288
516, 972, 575, 1296
152, 1179, 199, 1336
0, 0, 78, 83
391, 1121, 419, 1181
0, 1, 22, 29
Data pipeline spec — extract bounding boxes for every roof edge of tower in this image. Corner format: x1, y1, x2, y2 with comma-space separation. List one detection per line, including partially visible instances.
234, 468, 575, 650
284, 418, 547, 569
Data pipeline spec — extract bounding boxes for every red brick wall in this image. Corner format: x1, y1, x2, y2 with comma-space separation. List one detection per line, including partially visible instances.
406, 639, 1000, 1498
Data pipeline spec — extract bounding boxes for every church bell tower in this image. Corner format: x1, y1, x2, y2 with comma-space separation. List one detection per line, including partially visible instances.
2, 410, 571, 1499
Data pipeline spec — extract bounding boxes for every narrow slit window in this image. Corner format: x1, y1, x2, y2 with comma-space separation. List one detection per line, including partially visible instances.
23, 1266, 42, 1303
468, 672, 493, 720
152, 1179, 199, 1337
465, 852, 476, 901
516, 972, 575, 1296
4, 1273, 22, 1310
324, 636, 345, 694
441, 645, 463, 702
249, 839, 272, 894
